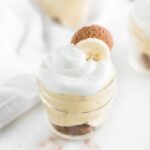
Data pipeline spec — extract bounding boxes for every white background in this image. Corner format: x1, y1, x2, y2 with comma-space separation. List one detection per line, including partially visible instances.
0, 0, 150, 150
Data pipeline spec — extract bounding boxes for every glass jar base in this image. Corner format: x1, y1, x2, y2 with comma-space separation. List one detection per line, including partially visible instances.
129, 50, 150, 75
47, 121, 97, 140
43, 112, 99, 140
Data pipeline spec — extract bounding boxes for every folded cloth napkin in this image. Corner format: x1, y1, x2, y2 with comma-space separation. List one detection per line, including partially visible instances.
0, 0, 47, 129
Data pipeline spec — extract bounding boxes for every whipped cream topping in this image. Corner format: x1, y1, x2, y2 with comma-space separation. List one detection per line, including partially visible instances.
131, 0, 150, 33
38, 44, 113, 96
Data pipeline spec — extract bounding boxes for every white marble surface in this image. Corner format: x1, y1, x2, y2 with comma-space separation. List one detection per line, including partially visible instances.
1, 0, 150, 150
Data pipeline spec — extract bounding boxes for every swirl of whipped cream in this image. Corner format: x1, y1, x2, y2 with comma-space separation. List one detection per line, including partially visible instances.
38, 44, 113, 96
131, 0, 150, 33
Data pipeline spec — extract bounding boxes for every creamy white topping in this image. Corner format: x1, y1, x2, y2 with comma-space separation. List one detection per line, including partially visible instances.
38, 44, 113, 96
131, 0, 150, 33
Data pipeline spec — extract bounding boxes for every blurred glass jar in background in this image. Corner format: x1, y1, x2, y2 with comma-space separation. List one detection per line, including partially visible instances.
33, 0, 107, 49
36, 0, 92, 28
129, 0, 150, 73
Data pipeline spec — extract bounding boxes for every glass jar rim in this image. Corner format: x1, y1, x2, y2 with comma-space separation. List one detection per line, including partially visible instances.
38, 72, 117, 102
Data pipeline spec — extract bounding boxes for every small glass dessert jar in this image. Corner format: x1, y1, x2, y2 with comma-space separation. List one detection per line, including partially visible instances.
38, 73, 117, 139
37, 25, 117, 139
129, 0, 150, 73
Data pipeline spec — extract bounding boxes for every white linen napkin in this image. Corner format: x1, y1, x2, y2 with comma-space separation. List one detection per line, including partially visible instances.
0, 0, 47, 129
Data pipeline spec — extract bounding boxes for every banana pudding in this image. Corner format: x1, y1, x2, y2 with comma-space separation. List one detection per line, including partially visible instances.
38, 25, 117, 139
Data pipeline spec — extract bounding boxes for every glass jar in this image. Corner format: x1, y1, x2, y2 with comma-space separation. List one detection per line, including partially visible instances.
33, 0, 108, 49
129, 0, 150, 74
37, 71, 117, 139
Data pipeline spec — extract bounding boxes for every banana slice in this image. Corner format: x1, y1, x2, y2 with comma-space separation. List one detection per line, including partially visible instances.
76, 38, 110, 61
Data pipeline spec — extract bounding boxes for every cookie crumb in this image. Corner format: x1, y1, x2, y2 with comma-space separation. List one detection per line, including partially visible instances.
141, 53, 150, 69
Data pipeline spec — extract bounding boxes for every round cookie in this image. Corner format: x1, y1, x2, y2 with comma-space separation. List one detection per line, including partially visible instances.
71, 25, 113, 50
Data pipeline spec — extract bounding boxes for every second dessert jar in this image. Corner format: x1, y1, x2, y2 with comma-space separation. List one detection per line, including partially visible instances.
129, 0, 150, 73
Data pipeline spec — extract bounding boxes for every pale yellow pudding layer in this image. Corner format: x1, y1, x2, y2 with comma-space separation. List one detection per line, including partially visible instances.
38, 70, 117, 126
129, 19, 150, 55
37, 0, 91, 28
